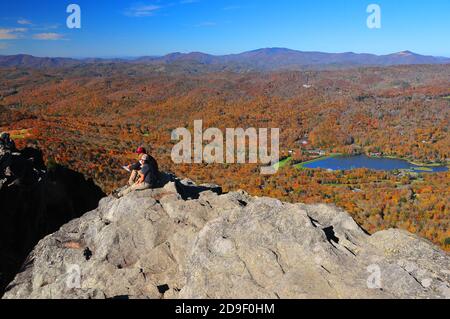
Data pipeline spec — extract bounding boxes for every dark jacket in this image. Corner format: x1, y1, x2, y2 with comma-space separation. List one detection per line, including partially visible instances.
140, 155, 159, 187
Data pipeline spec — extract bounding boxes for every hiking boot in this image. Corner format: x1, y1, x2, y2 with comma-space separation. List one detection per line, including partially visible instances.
111, 190, 121, 199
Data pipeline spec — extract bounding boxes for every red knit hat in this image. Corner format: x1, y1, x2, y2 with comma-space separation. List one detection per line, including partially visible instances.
136, 147, 147, 155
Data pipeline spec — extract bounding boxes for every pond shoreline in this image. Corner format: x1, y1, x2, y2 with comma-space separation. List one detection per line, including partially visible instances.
382, 155, 449, 168
279, 153, 449, 172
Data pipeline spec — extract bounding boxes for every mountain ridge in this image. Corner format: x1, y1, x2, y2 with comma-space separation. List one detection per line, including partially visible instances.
1, 48, 449, 70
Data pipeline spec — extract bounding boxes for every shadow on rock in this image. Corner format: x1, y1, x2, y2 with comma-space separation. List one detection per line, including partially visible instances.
157, 172, 222, 200
0, 148, 105, 295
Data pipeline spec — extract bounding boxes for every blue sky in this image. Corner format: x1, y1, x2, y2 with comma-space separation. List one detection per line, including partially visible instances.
0, 0, 449, 57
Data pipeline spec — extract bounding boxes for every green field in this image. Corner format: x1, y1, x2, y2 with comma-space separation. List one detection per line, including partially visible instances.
273, 157, 292, 170
414, 167, 433, 172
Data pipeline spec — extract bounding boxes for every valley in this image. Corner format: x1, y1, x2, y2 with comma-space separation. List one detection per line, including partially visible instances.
0, 62, 449, 250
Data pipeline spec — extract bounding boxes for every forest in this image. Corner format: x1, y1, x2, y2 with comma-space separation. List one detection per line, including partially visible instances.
0, 63, 449, 250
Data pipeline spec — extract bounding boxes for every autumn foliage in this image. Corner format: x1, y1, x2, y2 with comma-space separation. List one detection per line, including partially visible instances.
0, 63, 449, 250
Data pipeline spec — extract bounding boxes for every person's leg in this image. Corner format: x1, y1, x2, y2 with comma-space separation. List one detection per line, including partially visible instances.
118, 183, 150, 197
118, 185, 133, 197
128, 170, 138, 186
132, 182, 151, 192
119, 185, 137, 197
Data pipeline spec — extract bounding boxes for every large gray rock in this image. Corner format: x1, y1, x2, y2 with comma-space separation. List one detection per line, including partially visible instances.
3, 176, 449, 299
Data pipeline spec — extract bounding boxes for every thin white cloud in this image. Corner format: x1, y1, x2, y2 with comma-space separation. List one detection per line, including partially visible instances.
0, 42, 9, 49
33, 33, 65, 40
17, 19, 32, 25
125, 1, 198, 17
0, 28, 27, 40
125, 4, 162, 17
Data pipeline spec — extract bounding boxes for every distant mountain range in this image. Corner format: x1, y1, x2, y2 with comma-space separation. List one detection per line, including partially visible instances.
1, 48, 449, 70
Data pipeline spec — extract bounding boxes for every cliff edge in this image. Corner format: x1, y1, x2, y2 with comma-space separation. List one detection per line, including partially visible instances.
0, 147, 105, 294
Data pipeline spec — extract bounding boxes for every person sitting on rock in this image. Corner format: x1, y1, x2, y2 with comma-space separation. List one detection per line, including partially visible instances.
0, 132, 15, 180
126, 147, 147, 186
0, 132, 17, 153
114, 154, 159, 198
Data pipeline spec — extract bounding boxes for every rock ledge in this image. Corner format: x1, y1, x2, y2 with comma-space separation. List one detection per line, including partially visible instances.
3, 174, 449, 299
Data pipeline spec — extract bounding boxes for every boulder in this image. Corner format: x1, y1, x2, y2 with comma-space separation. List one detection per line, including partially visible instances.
3, 177, 449, 299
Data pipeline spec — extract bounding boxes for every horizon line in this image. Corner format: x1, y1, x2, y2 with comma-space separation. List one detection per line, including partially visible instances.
1, 48, 450, 60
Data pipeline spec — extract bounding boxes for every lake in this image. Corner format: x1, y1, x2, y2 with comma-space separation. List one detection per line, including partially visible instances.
301, 155, 449, 173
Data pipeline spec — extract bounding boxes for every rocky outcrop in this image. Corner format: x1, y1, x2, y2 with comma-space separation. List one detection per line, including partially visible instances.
3, 175, 449, 299
0, 148, 105, 294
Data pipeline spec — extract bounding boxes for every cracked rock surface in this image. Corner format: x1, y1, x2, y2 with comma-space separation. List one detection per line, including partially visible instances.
3, 175, 449, 299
